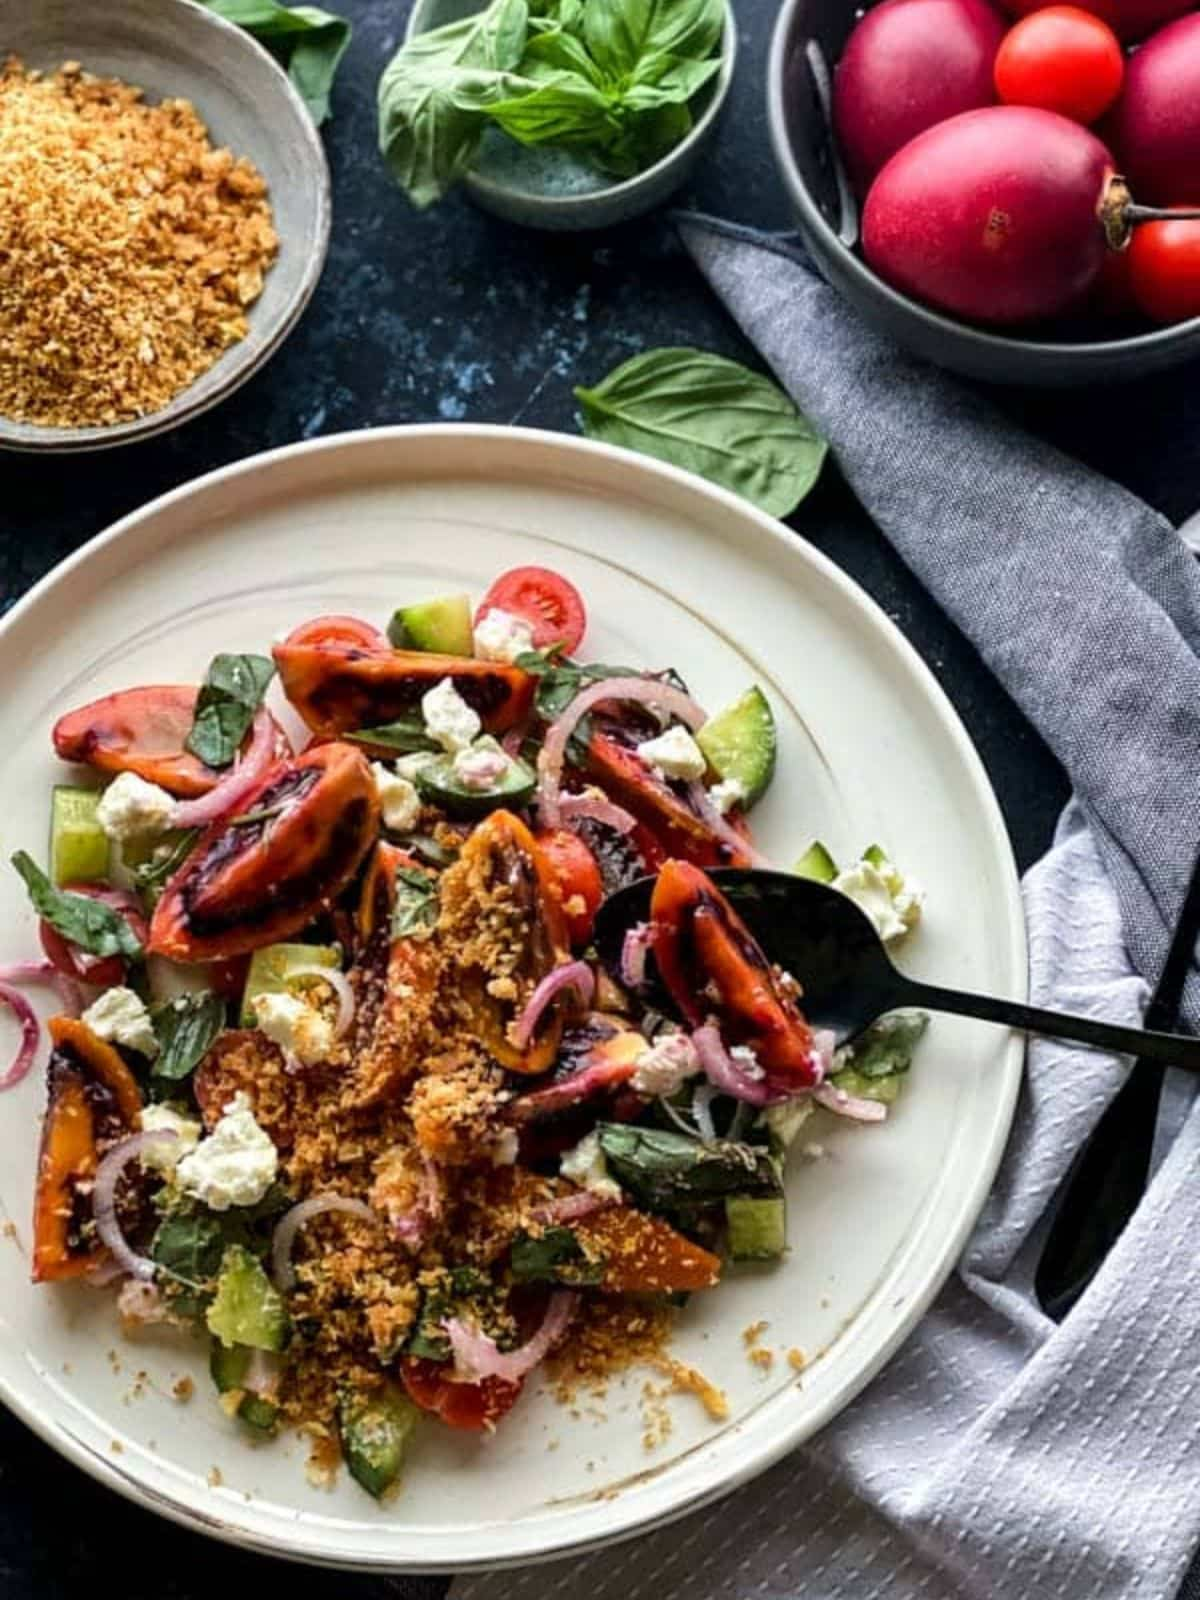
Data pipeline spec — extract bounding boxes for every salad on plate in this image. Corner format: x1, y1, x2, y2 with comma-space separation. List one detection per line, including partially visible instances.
2, 564, 927, 1499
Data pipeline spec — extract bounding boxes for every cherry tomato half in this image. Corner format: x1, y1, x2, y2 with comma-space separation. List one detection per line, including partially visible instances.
399, 1356, 524, 1431
535, 828, 603, 945
283, 615, 388, 651
994, 6, 1123, 123
475, 567, 586, 655
1128, 217, 1200, 325
39, 884, 150, 989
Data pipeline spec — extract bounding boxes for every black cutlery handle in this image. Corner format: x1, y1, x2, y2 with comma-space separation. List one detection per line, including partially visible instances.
897, 977, 1200, 1070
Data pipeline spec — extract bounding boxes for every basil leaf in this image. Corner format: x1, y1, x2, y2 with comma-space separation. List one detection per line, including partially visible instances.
835, 1011, 928, 1080
582, 0, 723, 82
197, 0, 351, 124
132, 829, 201, 905
186, 654, 276, 770
576, 349, 828, 518
151, 993, 227, 1082
599, 99, 692, 175
392, 867, 440, 940
511, 1225, 604, 1284
151, 1213, 228, 1317
597, 1123, 781, 1212
522, 25, 607, 84
12, 851, 142, 960
345, 716, 437, 755
475, 72, 618, 148
620, 53, 719, 105
377, 0, 531, 209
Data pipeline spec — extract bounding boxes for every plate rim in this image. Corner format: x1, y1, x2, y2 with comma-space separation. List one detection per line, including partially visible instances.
0, 424, 1027, 1570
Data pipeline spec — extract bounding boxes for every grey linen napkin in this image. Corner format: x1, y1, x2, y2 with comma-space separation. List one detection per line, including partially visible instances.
452, 217, 1200, 1600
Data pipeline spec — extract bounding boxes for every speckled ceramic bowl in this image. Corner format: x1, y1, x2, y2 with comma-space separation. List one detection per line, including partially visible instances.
404, 0, 736, 231
0, 0, 331, 452
767, 0, 1200, 386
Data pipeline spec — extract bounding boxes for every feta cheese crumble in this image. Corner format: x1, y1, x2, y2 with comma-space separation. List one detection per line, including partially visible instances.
81, 986, 159, 1058
253, 990, 335, 1067
139, 1103, 201, 1172
452, 740, 510, 792
832, 854, 924, 943
473, 607, 535, 664
636, 724, 707, 782
559, 1129, 622, 1200
631, 1032, 701, 1097
371, 763, 421, 832
708, 777, 746, 815
421, 677, 481, 752
730, 1043, 765, 1080
96, 772, 175, 843
176, 1092, 278, 1212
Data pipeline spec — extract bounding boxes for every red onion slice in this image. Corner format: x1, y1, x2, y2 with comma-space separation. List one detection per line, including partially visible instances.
0, 982, 41, 1092
813, 1083, 888, 1123
93, 1131, 180, 1280
692, 1081, 718, 1142
691, 1023, 773, 1107
445, 1289, 579, 1385
537, 676, 706, 828
513, 960, 595, 1050
531, 1190, 617, 1226
170, 709, 278, 830
0, 959, 82, 1021
620, 923, 652, 990
558, 792, 638, 836
286, 964, 355, 1039
389, 1154, 444, 1251
271, 1195, 379, 1290
685, 780, 771, 869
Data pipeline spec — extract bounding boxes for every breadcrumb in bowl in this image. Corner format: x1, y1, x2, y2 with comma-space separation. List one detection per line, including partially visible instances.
0, 0, 329, 452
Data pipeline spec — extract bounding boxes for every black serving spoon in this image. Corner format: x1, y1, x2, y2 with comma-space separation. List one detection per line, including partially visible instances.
594, 868, 1200, 1069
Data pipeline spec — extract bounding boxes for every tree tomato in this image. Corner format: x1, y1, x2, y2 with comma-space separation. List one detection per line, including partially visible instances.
399, 1356, 524, 1431
1128, 216, 1200, 324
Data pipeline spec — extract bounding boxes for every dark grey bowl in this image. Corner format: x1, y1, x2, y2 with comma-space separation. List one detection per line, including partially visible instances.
767, 0, 1200, 387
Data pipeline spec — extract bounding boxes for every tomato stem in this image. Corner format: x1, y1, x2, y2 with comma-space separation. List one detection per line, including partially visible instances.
1102, 176, 1200, 251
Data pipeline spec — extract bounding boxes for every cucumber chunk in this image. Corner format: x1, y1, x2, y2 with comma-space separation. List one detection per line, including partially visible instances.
239, 942, 340, 1027
206, 1245, 290, 1352
339, 1383, 420, 1500
389, 594, 473, 656
794, 840, 837, 883
828, 1066, 903, 1105
50, 786, 108, 885
415, 737, 536, 819
210, 1340, 281, 1431
725, 1195, 787, 1261
695, 687, 776, 807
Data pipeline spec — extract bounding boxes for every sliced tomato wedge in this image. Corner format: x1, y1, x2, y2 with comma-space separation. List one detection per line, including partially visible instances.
282, 615, 389, 652
399, 1356, 524, 1432
535, 828, 603, 946
39, 884, 149, 989
476, 566, 586, 654
53, 686, 289, 799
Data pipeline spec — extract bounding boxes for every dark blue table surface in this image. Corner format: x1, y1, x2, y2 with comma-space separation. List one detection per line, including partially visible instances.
5, 0, 1200, 1591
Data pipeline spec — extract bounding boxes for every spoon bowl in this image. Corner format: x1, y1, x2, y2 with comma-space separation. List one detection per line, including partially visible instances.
596, 867, 1200, 1071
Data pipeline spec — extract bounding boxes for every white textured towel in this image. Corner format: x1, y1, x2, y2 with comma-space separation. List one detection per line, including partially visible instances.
452, 803, 1200, 1600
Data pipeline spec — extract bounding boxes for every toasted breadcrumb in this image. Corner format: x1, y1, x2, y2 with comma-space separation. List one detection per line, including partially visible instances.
0, 58, 277, 427
787, 1347, 807, 1371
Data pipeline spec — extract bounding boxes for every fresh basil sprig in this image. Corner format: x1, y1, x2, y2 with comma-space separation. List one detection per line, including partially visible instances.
197, 0, 352, 125
576, 348, 828, 518
377, 0, 724, 209
11, 852, 142, 961
596, 1123, 781, 1212
151, 993, 227, 1083
185, 653, 275, 771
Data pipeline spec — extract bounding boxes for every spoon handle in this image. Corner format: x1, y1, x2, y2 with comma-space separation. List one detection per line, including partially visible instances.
898, 977, 1200, 1071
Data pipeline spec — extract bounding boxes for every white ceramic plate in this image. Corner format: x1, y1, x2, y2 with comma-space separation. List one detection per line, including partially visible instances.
0, 426, 1025, 1571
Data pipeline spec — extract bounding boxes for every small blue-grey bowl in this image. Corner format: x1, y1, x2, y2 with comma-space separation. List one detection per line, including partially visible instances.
404, 0, 737, 231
